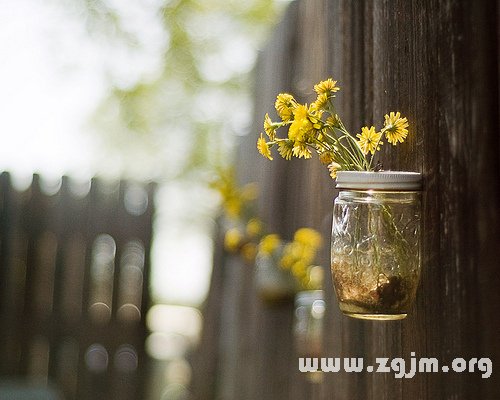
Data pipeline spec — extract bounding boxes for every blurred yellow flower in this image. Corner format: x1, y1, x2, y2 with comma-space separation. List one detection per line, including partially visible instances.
246, 218, 263, 237
292, 261, 307, 279
259, 234, 281, 255
240, 182, 259, 202
357, 126, 382, 155
279, 228, 322, 283
294, 228, 322, 249
225, 197, 242, 218
383, 111, 409, 145
241, 243, 257, 263
224, 228, 242, 252
280, 242, 297, 269
257, 133, 273, 160
211, 168, 255, 219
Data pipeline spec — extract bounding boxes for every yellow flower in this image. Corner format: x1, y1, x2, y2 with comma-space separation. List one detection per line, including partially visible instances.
275, 93, 297, 122
356, 126, 382, 155
288, 104, 313, 142
328, 162, 341, 179
259, 234, 281, 255
308, 109, 324, 130
263, 113, 276, 140
383, 112, 409, 145
314, 78, 340, 96
292, 142, 312, 159
312, 93, 329, 110
294, 228, 322, 249
257, 133, 273, 160
246, 218, 263, 237
224, 228, 242, 252
319, 150, 334, 165
277, 140, 294, 160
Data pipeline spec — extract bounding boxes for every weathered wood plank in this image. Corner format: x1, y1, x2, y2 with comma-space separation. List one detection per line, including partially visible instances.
0, 175, 155, 400
191, 0, 500, 398
189, 222, 226, 400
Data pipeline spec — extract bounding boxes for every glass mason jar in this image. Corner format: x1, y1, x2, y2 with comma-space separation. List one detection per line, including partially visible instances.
331, 171, 422, 320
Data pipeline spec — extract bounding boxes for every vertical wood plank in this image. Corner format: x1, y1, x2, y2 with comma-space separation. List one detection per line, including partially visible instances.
191, 0, 500, 399
0, 174, 155, 400
190, 222, 226, 400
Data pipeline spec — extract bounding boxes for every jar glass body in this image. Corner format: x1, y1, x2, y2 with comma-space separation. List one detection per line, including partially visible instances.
331, 190, 422, 320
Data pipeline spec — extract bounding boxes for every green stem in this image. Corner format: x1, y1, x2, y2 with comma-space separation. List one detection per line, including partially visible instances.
380, 204, 411, 268
323, 131, 362, 169
336, 131, 370, 170
326, 99, 372, 171
369, 205, 381, 270
335, 118, 365, 160
368, 135, 384, 170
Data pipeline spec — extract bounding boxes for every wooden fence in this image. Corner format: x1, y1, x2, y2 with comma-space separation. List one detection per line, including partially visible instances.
0, 172, 155, 400
191, 0, 500, 399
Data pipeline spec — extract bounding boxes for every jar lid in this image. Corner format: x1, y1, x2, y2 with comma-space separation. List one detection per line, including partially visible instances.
336, 171, 422, 190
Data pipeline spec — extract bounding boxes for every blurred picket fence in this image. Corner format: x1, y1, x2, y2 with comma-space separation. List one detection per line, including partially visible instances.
0, 172, 155, 400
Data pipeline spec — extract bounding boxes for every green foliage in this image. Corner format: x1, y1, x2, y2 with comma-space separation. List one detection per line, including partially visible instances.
84, 0, 287, 181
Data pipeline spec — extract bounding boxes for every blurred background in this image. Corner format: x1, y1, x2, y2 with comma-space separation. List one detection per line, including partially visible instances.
0, 0, 290, 398
2, 1, 499, 400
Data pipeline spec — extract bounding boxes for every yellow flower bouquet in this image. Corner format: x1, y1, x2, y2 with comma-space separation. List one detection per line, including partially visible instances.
256, 79, 423, 320
257, 78, 409, 176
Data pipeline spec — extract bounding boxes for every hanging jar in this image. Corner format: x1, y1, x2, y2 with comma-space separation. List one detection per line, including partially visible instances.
331, 171, 422, 320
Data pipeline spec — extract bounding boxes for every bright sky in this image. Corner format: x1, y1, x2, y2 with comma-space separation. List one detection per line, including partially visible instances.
0, 1, 99, 181
0, 0, 214, 306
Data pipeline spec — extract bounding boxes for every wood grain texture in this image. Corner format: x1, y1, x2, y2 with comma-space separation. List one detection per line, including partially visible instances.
191, 0, 500, 398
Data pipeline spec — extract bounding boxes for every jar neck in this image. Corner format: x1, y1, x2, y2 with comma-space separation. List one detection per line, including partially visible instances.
337, 189, 421, 204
